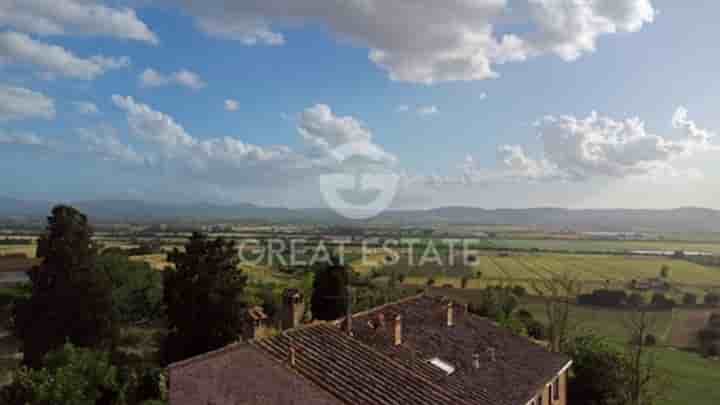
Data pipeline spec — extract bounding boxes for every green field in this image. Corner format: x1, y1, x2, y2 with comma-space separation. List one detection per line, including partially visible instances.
485, 238, 720, 254
398, 254, 720, 294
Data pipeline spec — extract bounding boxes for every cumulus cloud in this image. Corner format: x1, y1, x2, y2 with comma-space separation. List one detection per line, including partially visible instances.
0, 31, 130, 80
396, 105, 410, 113
111, 95, 298, 177
533, 111, 686, 180
77, 126, 148, 166
139, 68, 206, 90
0, 84, 55, 121
298, 103, 397, 165
176, 0, 655, 84
455, 107, 717, 186
224, 99, 240, 111
72, 101, 99, 115
0, 0, 158, 44
672, 106, 714, 148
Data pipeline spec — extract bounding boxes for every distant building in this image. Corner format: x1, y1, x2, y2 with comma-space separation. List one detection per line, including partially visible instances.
169, 295, 571, 405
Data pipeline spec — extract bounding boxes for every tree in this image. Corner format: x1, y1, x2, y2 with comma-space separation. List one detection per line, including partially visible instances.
659, 265, 670, 279
162, 232, 247, 364
310, 254, 349, 321
426, 277, 436, 287
565, 335, 629, 405
15, 205, 115, 368
96, 254, 163, 322
623, 309, 668, 405
531, 272, 581, 352
460, 275, 470, 289
0, 343, 126, 405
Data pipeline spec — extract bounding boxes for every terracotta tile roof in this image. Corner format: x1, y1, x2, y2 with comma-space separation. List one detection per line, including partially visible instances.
253, 323, 476, 405
168, 342, 343, 405
168, 294, 570, 405
347, 295, 571, 405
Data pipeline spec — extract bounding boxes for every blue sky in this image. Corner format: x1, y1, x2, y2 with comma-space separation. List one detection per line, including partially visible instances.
1, 1, 720, 209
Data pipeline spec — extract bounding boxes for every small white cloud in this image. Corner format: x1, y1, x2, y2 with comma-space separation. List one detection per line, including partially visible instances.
224, 99, 240, 111
72, 101, 99, 115
139, 68, 206, 90
0, 84, 55, 121
479, 92, 488, 100
0, 31, 130, 80
0, 129, 47, 146
396, 104, 410, 113
417, 105, 439, 116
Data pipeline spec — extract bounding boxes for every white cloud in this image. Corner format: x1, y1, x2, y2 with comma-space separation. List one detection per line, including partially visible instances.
455, 107, 716, 186
0, 31, 130, 80
111, 95, 195, 149
72, 101, 99, 115
0, 129, 46, 146
176, 0, 655, 84
195, 15, 284, 45
417, 105, 439, 116
224, 99, 240, 111
0, 0, 158, 44
396, 105, 409, 113
533, 111, 686, 180
111, 95, 298, 177
77, 126, 148, 166
672, 106, 714, 148
0, 84, 55, 121
139, 68, 206, 90
298, 103, 397, 165
479, 92, 487, 100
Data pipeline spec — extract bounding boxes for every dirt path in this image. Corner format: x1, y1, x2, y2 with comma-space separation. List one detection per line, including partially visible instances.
668, 309, 711, 348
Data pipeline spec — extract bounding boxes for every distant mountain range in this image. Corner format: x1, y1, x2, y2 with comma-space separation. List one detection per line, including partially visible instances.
2, 196, 720, 232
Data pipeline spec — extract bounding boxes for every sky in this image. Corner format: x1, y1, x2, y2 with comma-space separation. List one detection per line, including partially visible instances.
1, 1, 719, 210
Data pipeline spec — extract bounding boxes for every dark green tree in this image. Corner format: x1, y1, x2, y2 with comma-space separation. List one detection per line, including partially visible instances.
96, 253, 163, 322
565, 335, 629, 405
0, 343, 126, 405
15, 205, 115, 368
310, 254, 348, 321
162, 232, 247, 364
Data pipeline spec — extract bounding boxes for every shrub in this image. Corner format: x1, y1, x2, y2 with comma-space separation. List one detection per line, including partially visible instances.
577, 289, 627, 307
627, 292, 645, 308
644, 334, 658, 346
682, 293, 698, 306
705, 293, 720, 306
651, 293, 675, 309
511, 285, 527, 297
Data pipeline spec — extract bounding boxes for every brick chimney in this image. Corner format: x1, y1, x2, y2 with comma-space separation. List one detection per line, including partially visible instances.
473, 353, 480, 369
289, 346, 297, 367
447, 301, 454, 327
281, 289, 305, 330
344, 286, 353, 335
487, 347, 496, 362
394, 314, 402, 346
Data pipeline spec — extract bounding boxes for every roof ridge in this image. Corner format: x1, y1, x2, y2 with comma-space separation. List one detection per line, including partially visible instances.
167, 340, 248, 371
333, 292, 427, 324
